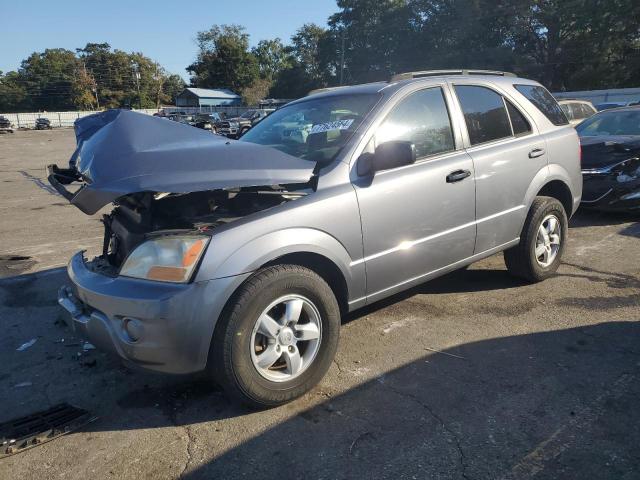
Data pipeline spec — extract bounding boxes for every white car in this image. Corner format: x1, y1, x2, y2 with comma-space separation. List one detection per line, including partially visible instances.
558, 100, 597, 126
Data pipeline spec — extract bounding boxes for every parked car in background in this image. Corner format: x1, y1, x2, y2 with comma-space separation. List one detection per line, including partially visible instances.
0, 115, 14, 133
577, 106, 640, 211
49, 70, 581, 407
168, 113, 194, 125
35, 117, 52, 130
595, 102, 627, 111
192, 112, 225, 133
216, 109, 270, 138
558, 99, 596, 126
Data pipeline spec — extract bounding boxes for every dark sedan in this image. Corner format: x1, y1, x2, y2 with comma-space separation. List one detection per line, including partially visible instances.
577, 106, 640, 211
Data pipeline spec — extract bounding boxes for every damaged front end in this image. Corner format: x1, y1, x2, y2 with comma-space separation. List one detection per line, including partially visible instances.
48, 109, 316, 282
580, 137, 640, 211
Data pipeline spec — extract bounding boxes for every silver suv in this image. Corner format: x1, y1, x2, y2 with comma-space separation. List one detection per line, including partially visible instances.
49, 70, 581, 407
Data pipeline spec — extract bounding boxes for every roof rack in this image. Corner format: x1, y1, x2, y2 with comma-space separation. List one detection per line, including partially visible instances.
307, 86, 350, 96
390, 69, 517, 82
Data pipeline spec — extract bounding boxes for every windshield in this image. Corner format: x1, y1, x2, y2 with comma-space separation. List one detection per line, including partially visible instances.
240, 93, 380, 162
576, 110, 640, 137
241, 110, 257, 119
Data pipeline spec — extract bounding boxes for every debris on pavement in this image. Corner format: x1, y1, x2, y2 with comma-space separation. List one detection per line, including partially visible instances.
0, 403, 95, 458
16, 339, 37, 351
424, 346, 466, 360
14, 382, 33, 388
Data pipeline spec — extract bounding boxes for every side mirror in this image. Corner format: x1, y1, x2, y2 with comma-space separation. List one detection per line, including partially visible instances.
357, 141, 416, 176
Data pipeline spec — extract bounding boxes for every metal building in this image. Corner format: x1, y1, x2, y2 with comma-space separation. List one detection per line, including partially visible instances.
175, 88, 242, 107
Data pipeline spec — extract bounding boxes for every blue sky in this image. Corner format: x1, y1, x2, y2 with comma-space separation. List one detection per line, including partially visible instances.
1, 0, 338, 78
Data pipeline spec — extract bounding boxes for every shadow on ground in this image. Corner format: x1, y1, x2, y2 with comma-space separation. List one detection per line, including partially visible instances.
569, 209, 639, 231
178, 322, 640, 480
1, 267, 639, 479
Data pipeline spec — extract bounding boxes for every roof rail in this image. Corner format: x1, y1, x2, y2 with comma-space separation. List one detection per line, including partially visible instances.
390, 69, 517, 82
307, 86, 350, 96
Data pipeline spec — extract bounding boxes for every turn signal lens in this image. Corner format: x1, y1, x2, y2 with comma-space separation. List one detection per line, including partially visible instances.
119, 235, 210, 283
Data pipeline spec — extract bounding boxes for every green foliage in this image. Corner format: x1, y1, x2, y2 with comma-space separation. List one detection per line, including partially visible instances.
1, 43, 185, 113
252, 38, 292, 80
269, 24, 333, 98
327, 0, 640, 90
3, 2, 638, 113
187, 25, 259, 92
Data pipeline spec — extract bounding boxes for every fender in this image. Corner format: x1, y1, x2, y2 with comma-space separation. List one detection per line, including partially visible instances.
195, 227, 366, 304
521, 164, 577, 227
546, 162, 583, 215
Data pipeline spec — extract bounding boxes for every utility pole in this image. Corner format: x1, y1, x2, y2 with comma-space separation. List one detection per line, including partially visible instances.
339, 29, 345, 86
132, 63, 141, 109
154, 63, 163, 110
83, 61, 99, 110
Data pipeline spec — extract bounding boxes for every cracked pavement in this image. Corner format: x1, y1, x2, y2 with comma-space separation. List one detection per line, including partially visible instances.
0, 129, 639, 479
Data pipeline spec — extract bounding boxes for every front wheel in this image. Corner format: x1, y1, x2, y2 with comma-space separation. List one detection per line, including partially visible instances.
504, 196, 567, 282
209, 265, 340, 408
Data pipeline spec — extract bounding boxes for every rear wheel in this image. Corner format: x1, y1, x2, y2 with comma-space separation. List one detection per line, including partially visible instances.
209, 265, 340, 408
504, 196, 567, 282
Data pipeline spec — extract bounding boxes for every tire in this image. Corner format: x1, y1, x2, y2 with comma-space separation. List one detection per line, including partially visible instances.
209, 265, 340, 408
504, 196, 567, 283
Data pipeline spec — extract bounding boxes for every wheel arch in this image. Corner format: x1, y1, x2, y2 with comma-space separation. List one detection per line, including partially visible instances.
262, 252, 349, 315
536, 180, 573, 217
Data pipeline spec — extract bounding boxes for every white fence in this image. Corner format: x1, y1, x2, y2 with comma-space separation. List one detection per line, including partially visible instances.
0, 106, 272, 129
0, 109, 160, 129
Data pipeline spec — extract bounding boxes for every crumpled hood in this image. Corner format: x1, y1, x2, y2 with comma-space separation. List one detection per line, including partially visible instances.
579, 135, 640, 170
64, 109, 315, 214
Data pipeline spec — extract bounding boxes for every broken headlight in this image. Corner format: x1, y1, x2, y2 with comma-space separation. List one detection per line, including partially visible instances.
614, 158, 640, 183
119, 235, 210, 283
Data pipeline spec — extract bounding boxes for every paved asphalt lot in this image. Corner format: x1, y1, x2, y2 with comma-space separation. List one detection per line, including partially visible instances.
0, 129, 639, 479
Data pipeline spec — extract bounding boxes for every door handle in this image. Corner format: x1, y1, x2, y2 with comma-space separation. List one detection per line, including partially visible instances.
446, 169, 471, 183
529, 148, 546, 158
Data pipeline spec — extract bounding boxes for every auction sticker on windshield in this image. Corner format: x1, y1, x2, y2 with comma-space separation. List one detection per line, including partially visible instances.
310, 119, 354, 134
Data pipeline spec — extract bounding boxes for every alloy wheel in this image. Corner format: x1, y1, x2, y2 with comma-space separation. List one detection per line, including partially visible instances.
250, 295, 322, 382
535, 214, 561, 267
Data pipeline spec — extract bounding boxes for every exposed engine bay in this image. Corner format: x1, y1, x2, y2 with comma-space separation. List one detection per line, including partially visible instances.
92, 186, 307, 274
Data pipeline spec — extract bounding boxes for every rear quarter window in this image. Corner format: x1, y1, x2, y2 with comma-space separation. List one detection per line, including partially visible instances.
515, 85, 569, 126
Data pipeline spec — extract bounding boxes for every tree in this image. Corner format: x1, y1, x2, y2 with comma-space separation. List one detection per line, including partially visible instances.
241, 77, 272, 105
16, 48, 79, 111
252, 38, 292, 80
76, 43, 184, 108
269, 24, 332, 98
327, 0, 418, 83
71, 65, 98, 110
162, 74, 186, 105
187, 24, 259, 93
0, 71, 27, 112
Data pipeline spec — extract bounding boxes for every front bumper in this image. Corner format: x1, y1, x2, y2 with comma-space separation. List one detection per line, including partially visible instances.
218, 127, 239, 138
581, 173, 640, 211
58, 252, 250, 374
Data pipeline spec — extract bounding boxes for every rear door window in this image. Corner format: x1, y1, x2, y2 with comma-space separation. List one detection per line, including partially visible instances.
454, 85, 512, 145
515, 85, 569, 125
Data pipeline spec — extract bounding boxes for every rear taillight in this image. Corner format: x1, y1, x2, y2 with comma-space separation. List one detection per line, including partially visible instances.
578, 142, 582, 166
